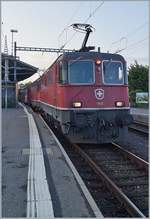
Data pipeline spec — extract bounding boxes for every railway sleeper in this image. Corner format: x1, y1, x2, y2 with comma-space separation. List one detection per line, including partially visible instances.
120, 184, 148, 191
109, 172, 147, 180
94, 165, 147, 179
96, 162, 137, 170
97, 160, 131, 165
87, 182, 106, 190
108, 169, 146, 176
96, 199, 131, 217
79, 173, 98, 181
126, 191, 149, 199
116, 178, 148, 186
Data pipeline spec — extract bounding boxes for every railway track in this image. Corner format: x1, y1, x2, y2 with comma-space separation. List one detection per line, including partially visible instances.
129, 121, 148, 136
41, 113, 149, 217
65, 143, 148, 217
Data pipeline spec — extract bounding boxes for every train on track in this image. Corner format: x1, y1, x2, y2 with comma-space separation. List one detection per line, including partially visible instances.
19, 24, 133, 144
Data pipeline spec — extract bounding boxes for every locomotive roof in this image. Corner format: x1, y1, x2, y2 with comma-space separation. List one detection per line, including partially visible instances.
61, 51, 125, 62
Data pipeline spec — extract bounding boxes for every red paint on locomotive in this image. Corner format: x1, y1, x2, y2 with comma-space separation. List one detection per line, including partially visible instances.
22, 52, 133, 144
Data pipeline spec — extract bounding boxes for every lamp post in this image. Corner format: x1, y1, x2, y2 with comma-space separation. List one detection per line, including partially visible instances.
10, 29, 18, 56
10, 30, 18, 83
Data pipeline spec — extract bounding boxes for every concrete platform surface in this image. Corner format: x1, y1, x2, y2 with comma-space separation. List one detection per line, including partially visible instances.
130, 107, 149, 124
2, 106, 29, 217
30, 109, 97, 217
2, 105, 101, 217
131, 107, 148, 115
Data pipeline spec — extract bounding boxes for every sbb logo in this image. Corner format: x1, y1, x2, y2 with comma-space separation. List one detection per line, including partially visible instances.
94, 89, 104, 100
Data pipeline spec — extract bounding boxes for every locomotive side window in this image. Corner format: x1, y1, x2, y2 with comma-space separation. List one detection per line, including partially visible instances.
48, 73, 52, 84
59, 61, 68, 84
103, 61, 124, 84
68, 60, 94, 84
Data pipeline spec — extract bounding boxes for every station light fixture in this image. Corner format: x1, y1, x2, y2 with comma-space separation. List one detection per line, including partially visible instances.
11, 29, 18, 33
10, 29, 18, 56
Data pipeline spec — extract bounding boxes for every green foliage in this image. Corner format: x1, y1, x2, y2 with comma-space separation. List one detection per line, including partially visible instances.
128, 60, 149, 104
129, 89, 142, 103
136, 103, 148, 108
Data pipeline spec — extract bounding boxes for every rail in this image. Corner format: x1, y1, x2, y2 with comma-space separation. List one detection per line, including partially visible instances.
72, 143, 146, 218
129, 121, 148, 135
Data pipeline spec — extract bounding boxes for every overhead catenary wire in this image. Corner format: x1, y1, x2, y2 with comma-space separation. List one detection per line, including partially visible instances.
84, 1, 104, 24
60, 1, 104, 49
125, 21, 148, 39
121, 43, 148, 58
110, 21, 148, 52
118, 42, 148, 63
115, 36, 148, 53
112, 21, 148, 45
58, 2, 82, 41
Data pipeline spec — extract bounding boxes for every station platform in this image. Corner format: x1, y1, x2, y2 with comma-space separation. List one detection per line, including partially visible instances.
130, 107, 149, 124
2, 104, 102, 217
2, 107, 29, 217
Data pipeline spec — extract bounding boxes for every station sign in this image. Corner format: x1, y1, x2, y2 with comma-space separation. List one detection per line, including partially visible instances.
136, 92, 148, 104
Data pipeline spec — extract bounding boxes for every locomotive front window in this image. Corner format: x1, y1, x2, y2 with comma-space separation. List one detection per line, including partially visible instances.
103, 61, 124, 84
68, 60, 94, 84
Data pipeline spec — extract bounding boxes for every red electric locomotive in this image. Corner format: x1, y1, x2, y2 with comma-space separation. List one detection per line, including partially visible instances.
20, 24, 133, 144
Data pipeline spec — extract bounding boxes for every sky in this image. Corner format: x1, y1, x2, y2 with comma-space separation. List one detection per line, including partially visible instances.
1, 1, 149, 83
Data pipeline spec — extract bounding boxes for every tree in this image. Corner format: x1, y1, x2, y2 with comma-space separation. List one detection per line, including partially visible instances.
128, 60, 149, 103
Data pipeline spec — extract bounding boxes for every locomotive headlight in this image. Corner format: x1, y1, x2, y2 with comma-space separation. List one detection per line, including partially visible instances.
115, 101, 125, 107
72, 101, 82, 108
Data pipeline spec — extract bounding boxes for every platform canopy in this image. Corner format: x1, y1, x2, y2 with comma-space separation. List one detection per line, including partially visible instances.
2, 53, 38, 82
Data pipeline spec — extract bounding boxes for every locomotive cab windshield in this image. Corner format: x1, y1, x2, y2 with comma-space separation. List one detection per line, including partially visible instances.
103, 60, 124, 85
59, 59, 95, 85
68, 60, 94, 84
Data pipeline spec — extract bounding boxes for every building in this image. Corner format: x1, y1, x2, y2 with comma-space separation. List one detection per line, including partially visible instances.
2, 53, 38, 108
